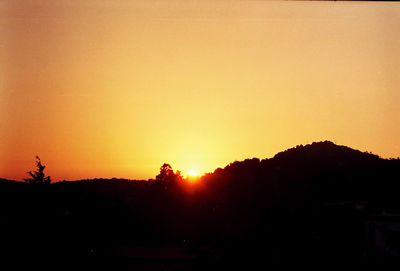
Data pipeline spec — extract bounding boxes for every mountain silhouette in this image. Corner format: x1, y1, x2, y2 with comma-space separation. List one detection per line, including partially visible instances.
1, 141, 399, 268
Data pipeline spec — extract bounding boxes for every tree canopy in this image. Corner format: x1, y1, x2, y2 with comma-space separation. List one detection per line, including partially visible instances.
155, 163, 183, 183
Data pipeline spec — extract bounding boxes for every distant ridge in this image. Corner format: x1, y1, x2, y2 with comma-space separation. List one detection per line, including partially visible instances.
0, 178, 18, 183
271, 140, 381, 163
216, 140, 386, 174
1, 141, 396, 182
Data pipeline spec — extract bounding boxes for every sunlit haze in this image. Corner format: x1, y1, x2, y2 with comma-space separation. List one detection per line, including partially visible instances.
1, 0, 399, 181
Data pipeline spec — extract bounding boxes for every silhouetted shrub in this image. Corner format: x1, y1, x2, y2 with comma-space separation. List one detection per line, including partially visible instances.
24, 156, 51, 184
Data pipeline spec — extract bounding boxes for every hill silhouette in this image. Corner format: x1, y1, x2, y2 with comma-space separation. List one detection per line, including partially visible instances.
1, 141, 399, 268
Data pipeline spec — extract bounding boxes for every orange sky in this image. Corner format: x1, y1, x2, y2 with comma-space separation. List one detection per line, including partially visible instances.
1, 0, 399, 181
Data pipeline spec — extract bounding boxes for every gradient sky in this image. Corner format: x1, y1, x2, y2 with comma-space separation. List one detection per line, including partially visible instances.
1, 0, 399, 181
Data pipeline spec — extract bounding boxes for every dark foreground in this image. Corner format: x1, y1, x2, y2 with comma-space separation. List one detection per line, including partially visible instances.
1, 142, 400, 269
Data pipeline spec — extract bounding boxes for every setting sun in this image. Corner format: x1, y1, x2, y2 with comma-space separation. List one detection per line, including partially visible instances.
188, 170, 198, 177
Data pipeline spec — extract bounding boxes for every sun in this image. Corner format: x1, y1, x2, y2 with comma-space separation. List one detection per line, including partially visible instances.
188, 170, 198, 177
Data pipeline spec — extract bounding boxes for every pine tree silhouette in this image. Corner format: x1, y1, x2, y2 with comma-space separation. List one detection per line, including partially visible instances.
24, 156, 51, 184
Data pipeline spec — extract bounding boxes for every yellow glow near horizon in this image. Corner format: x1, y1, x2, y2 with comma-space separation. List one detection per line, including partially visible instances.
188, 170, 198, 177
1, 1, 399, 181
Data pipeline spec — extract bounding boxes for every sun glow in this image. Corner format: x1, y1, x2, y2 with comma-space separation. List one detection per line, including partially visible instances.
2, 1, 399, 182
188, 170, 198, 177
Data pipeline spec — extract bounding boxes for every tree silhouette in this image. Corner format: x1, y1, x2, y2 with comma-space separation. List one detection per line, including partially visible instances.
156, 163, 174, 182
24, 156, 51, 184
155, 163, 183, 183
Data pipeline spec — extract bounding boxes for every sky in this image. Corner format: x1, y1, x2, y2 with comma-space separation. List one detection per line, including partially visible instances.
1, 0, 399, 181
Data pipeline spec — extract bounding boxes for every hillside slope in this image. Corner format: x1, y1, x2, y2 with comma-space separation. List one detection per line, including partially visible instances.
1, 141, 399, 267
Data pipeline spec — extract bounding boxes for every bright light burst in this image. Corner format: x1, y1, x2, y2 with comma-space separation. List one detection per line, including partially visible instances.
188, 170, 198, 177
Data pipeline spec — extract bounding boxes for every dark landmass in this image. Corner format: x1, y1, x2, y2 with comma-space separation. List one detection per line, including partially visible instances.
1, 141, 400, 269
